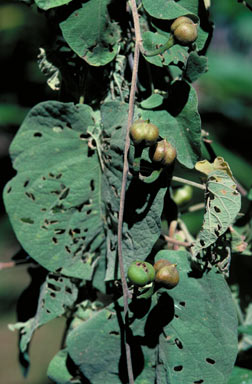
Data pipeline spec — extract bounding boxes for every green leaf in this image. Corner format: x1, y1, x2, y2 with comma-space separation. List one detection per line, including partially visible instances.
142, 0, 196, 20
66, 250, 238, 383
238, 325, 252, 336
4, 101, 105, 279
184, 52, 208, 83
140, 93, 164, 109
228, 366, 252, 384
100, 101, 167, 279
34, 0, 72, 10
191, 170, 241, 257
47, 349, 80, 384
9, 274, 77, 373
154, 250, 238, 384
139, 83, 202, 169
60, 0, 121, 66
142, 31, 189, 68
142, 1, 208, 53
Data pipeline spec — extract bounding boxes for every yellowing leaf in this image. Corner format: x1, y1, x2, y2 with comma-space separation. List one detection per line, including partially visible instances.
195, 156, 234, 180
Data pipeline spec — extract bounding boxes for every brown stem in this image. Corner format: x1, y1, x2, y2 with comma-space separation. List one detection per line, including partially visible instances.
167, 220, 178, 250
163, 235, 192, 248
116, 1, 142, 383
0, 261, 15, 270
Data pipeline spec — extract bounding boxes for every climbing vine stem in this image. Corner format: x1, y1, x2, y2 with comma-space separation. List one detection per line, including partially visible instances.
116, 1, 143, 383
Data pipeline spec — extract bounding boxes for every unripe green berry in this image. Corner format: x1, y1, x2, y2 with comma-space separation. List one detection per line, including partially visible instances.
171, 16, 198, 45
127, 260, 155, 287
173, 185, 193, 206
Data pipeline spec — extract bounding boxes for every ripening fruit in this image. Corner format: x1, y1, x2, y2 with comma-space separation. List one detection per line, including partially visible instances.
150, 139, 177, 166
127, 260, 155, 287
154, 259, 180, 289
130, 119, 159, 147
170, 16, 198, 45
154, 259, 173, 272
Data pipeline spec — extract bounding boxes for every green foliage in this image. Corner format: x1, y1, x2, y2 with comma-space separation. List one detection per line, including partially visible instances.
2, 0, 252, 383
191, 170, 241, 258
139, 84, 201, 169
9, 273, 78, 374
63, 251, 237, 384
35, 0, 73, 10
4, 101, 104, 279
60, 0, 121, 66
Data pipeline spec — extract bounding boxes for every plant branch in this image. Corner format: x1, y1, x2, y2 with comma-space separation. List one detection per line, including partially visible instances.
163, 235, 193, 248
0, 261, 15, 270
172, 175, 206, 190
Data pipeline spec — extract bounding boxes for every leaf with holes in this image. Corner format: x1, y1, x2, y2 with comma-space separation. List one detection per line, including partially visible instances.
4, 101, 105, 279
66, 250, 238, 383
9, 273, 78, 374
154, 250, 238, 384
60, 0, 121, 66
66, 298, 157, 383
191, 170, 241, 258
100, 101, 167, 280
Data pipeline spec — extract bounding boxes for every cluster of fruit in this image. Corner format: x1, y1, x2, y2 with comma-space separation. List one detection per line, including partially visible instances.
127, 259, 179, 289
130, 119, 177, 167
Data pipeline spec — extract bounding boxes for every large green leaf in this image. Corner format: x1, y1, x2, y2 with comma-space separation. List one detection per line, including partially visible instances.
191, 170, 241, 257
60, 0, 121, 66
139, 83, 202, 169
66, 250, 238, 383
4, 101, 104, 279
100, 101, 167, 280
155, 251, 237, 384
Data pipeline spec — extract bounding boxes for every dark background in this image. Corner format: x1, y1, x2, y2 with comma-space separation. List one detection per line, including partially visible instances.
1, 1, 252, 383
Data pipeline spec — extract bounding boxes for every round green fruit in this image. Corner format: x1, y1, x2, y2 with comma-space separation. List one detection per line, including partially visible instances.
173, 185, 193, 206
127, 260, 155, 287
130, 119, 159, 147
171, 16, 198, 45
